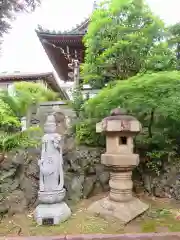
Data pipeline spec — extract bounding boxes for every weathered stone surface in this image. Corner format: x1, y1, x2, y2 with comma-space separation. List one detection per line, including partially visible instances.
34, 202, 71, 225
0, 168, 16, 181
139, 162, 180, 200
88, 108, 148, 223
88, 197, 148, 224
0, 194, 8, 214
20, 177, 38, 205
66, 174, 84, 202
7, 190, 27, 215
63, 146, 108, 202
0, 149, 40, 215
11, 150, 28, 165
83, 176, 96, 198
26, 159, 39, 178
0, 178, 19, 193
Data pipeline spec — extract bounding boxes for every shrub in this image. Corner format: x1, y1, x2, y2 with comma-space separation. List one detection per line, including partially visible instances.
0, 82, 57, 162
76, 118, 105, 147
76, 71, 180, 174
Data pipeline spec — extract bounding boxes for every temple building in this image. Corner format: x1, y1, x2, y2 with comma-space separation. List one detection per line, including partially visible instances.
36, 19, 88, 83
36, 2, 99, 98
0, 71, 69, 100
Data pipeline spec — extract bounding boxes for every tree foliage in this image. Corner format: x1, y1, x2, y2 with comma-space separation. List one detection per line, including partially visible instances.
0, 0, 40, 46
0, 82, 58, 120
169, 22, 180, 69
0, 82, 58, 159
69, 87, 85, 118
76, 71, 180, 174
144, 42, 176, 72
82, 0, 176, 88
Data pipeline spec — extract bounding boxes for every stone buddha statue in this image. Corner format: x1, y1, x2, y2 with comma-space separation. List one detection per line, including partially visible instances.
38, 114, 64, 192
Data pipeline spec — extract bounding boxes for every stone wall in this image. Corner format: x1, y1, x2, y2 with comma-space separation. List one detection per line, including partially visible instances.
0, 149, 40, 215
63, 146, 109, 202
2, 136, 180, 215
140, 161, 180, 200
0, 145, 109, 215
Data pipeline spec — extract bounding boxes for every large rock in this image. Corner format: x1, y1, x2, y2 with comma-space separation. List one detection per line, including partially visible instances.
0, 193, 8, 214
63, 146, 108, 202
138, 161, 180, 200
7, 190, 27, 215
20, 177, 38, 205
83, 175, 97, 198
0, 150, 40, 215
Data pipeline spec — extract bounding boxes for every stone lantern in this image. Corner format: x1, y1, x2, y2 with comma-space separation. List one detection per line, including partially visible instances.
88, 108, 148, 224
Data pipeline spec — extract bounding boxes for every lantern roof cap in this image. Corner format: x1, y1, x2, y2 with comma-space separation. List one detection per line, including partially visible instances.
103, 108, 136, 121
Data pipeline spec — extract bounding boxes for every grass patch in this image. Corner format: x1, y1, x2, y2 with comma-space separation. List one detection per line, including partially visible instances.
141, 221, 157, 233
140, 208, 179, 233
1, 196, 180, 236
0, 209, 124, 236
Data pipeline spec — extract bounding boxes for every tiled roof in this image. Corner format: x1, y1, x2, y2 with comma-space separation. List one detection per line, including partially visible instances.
0, 71, 69, 100
0, 71, 53, 80
36, 18, 89, 36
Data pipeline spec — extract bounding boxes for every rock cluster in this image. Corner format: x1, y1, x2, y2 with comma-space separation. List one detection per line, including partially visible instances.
0, 149, 39, 215
64, 146, 109, 202
138, 162, 180, 200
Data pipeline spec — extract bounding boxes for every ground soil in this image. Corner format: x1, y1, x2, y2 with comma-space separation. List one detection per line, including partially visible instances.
1, 193, 180, 237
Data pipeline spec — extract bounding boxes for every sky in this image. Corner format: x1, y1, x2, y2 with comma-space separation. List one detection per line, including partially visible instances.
0, 0, 179, 74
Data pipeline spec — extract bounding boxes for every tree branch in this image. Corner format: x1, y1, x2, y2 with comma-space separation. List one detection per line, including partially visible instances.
148, 108, 155, 138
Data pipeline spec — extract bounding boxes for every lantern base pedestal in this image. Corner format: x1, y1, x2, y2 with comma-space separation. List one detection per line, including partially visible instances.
88, 197, 148, 224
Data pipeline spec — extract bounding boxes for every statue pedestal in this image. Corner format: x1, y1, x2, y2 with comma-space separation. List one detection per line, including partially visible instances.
34, 202, 71, 225
34, 188, 71, 225
38, 189, 66, 204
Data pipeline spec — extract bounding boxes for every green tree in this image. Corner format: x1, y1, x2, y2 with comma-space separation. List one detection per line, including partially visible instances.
0, 82, 58, 119
169, 22, 180, 69
69, 87, 85, 118
144, 42, 176, 72
0, 82, 58, 162
76, 71, 180, 174
82, 0, 175, 89
0, 98, 20, 131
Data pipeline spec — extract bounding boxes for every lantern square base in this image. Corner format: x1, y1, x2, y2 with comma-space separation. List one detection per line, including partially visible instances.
88, 197, 149, 224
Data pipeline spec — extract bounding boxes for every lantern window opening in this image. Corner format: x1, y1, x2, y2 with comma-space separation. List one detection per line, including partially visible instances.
119, 136, 127, 145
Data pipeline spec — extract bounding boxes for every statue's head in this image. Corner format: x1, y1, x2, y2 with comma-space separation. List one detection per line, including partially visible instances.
44, 114, 57, 133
